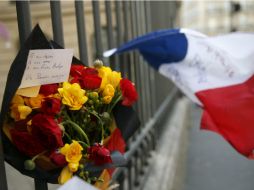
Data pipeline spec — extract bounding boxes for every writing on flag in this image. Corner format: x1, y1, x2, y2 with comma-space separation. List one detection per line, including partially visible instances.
104, 28, 254, 158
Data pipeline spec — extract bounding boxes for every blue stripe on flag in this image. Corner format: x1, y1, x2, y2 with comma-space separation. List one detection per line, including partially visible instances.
107, 28, 188, 70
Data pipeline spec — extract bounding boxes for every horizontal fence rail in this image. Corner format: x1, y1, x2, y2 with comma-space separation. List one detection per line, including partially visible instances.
0, 1, 178, 190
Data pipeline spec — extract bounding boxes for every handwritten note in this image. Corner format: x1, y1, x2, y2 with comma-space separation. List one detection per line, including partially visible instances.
19, 49, 73, 88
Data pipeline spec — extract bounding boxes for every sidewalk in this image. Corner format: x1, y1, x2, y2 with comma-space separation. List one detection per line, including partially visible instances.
183, 105, 254, 190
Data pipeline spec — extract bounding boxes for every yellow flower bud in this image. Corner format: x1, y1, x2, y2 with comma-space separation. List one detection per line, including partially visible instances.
68, 162, 79, 172
102, 96, 113, 104
90, 92, 99, 100
102, 84, 115, 97
97, 66, 112, 91
58, 166, 73, 185
93, 59, 103, 68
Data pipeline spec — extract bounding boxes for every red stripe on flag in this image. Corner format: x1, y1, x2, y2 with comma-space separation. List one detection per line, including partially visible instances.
196, 75, 254, 158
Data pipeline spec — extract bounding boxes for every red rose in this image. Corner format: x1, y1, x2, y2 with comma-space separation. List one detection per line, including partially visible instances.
120, 79, 138, 106
82, 75, 102, 90
31, 114, 63, 150
10, 129, 45, 157
41, 97, 61, 115
39, 84, 58, 96
105, 128, 126, 154
70, 76, 80, 84
87, 143, 112, 165
14, 118, 31, 131
70, 65, 84, 78
70, 67, 101, 90
80, 68, 101, 90
49, 151, 67, 167
82, 67, 98, 76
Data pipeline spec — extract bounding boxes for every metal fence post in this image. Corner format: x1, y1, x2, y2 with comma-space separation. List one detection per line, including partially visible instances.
50, 1, 64, 47
34, 179, 48, 190
16, 1, 32, 45
0, 132, 8, 190
75, 0, 89, 65
92, 1, 103, 60
105, 1, 116, 69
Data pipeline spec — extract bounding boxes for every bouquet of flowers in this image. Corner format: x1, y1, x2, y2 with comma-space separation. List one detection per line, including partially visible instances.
0, 25, 139, 188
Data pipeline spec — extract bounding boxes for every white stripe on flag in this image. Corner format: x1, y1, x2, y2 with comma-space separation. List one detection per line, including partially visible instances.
158, 32, 254, 105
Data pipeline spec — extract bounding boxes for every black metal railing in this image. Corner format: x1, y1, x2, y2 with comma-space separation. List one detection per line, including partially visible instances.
0, 1, 178, 190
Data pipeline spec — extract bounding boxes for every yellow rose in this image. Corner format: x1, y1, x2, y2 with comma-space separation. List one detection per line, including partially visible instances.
60, 141, 83, 172
65, 141, 83, 163
58, 82, 88, 110
58, 166, 73, 185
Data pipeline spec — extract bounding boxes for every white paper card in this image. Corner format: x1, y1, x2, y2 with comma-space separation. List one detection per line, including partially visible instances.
57, 176, 99, 190
19, 49, 73, 88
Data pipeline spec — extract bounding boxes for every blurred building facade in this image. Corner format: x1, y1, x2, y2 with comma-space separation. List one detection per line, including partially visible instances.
0, 1, 111, 108
179, 1, 254, 35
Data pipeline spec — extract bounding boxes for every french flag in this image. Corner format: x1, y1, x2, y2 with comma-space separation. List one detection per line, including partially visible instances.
104, 28, 254, 158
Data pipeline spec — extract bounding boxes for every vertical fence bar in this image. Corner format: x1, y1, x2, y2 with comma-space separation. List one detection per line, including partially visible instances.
105, 1, 116, 69
115, 1, 126, 73
139, 1, 151, 121
50, 1, 64, 47
121, 1, 129, 78
105, 1, 114, 49
92, 1, 103, 60
123, 1, 135, 82
115, 1, 123, 47
115, 1, 125, 73
127, 160, 133, 189
126, 2, 138, 114
75, 1, 89, 65
134, 152, 140, 187
135, 1, 146, 125
145, 1, 157, 116
143, 2, 153, 120
130, 1, 143, 125
34, 179, 48, 190
0, 133, 7, 190
16, 1, 32, 45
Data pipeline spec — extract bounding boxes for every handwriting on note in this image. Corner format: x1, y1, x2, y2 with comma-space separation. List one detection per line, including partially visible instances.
19, 49, 73, 88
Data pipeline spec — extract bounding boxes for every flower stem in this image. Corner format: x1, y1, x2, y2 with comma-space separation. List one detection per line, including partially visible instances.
85, 108, 104, 142
63, 120, 90, 146
77, 141, 89, 148
64, 132, 72, 143
109, 94, 122, 112
31, 150, 48, 162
